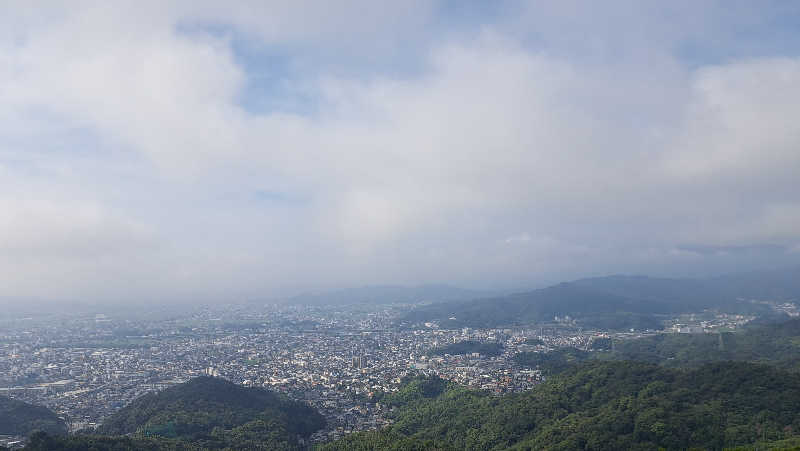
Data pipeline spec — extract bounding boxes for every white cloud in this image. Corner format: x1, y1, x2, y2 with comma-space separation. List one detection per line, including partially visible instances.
664, 58, 800, 178
2, 1, 800, 303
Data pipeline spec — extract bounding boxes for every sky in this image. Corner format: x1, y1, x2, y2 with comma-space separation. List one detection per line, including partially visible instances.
2, 0, 800, 306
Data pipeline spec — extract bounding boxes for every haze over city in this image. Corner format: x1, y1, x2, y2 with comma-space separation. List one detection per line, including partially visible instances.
8, 4, 800, 451
3, 1, 800, 307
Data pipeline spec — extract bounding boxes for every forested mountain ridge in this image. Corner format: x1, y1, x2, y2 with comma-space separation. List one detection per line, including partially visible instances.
404, 283, 667, 330
323, 361, 800, 450
0, 395, 67, 437
511, 318, 800, 374
23, 376, 325, 450
602, 317, 800, 370
404, 267, 800, 330
97, 376, 322, 436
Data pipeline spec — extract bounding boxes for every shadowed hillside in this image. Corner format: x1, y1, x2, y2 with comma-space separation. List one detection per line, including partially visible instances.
23, 376, 324, 451
404, 267, 800, 330
0, 395, 67, 437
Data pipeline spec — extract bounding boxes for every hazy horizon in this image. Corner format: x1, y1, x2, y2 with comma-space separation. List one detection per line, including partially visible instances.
3, 1, 800, 307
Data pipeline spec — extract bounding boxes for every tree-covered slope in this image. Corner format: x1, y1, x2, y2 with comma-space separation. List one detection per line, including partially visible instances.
512, 347, 590, 375
404, 268, 800, 330
0, 395, 67, 436
405, 283, 669, 330
323, 361, 800, 451
602, 318, 800, 370
510, 318, 800, 380
21, 432, 188, 451
71, 376, 325, 450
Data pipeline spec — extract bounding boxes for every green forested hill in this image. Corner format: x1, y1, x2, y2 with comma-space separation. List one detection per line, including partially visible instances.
404, 268, 800, 330
97, 376, 322, 437
604, 318, 800, 370
512, 347, 590, 375
23, 376, 324, 451
21, 432, 188, 451
404, 283, 669, 330
99, 376, 324, 448
322, 361, 800, 451
0, 395, 67, 437
511, 318, 800, 374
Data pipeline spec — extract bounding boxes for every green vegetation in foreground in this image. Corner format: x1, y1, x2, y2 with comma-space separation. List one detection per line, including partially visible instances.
322, 361, 800, 451
22, 432, 189, 451
24, 376, 324, 450
428, 341, 504, 357
0, 395, 67, 437
726, 435, 800, 450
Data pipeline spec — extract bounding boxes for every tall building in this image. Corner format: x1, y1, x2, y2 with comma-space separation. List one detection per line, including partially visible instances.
351, 355, 368, 369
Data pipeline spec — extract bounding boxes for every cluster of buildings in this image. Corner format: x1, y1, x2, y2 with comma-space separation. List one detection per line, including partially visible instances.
0, 300, 788, 444
666, 311, 756, 334
0, 304, 564, 441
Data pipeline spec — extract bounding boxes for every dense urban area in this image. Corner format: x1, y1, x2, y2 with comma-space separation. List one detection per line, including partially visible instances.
4, 299, 795, 449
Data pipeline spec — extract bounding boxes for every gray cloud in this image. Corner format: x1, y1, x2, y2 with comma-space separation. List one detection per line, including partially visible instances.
1, 1, 800, 304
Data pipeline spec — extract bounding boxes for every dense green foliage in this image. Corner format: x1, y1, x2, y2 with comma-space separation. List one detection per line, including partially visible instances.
97, 376, 323, 439
512, 348, 590, 375
323, 361, 800, 450
404, 269, 800, 330
511, 318, 800, 375
428, 341, 504, 357
725, 436, 800, 450
23, 420, 302, 451
0, 395, 67, 436
29, 376, 326, 450
375, 376, 451, 408
603, 318, 800, 371
22, 431, 189, 451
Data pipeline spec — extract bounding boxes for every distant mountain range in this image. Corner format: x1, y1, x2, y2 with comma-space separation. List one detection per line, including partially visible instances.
570, 265, 800, 304
403, 266, 800, 330
284, 284, 490, 306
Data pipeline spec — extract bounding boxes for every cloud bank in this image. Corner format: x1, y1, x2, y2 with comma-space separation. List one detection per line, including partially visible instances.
2, 1, 800, 304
